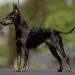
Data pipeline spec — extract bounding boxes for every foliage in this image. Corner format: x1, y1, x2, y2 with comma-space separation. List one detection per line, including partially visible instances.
44, 3, 75, 46
20, 0, 49, 27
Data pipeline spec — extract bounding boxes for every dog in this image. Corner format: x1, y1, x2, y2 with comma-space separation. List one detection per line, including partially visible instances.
0, 4, 75, 72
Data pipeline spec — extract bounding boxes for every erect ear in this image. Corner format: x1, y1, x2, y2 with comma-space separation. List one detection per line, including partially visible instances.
13, 3, 19, 13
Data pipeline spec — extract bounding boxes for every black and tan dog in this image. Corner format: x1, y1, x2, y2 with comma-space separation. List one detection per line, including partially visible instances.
0, 4, 75, 72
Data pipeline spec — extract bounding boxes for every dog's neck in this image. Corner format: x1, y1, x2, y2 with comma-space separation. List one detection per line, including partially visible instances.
14, 19, 28, 30
14, 18, 29, 39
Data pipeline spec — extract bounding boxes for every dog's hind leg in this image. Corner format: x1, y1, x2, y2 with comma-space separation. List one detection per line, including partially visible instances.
55, 35, 71, 72
57, 46, 71, 72
45, 41, 63, 72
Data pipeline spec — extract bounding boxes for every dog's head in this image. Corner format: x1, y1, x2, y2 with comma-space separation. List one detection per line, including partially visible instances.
0, 4, 20, 25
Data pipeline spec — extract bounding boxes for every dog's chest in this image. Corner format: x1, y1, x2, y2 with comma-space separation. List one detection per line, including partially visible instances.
16, 26, 28, 38
17, 28, 30, 46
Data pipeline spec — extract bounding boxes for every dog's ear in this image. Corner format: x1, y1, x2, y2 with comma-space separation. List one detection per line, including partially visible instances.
13, 3, 19, 13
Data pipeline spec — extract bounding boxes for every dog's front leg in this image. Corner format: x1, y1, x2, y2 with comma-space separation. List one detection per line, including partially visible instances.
14, 41, 22, 72
14, 47, 21, 72
21, 48, 30, 72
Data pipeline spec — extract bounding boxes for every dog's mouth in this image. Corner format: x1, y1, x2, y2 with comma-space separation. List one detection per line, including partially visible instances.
0, 20, 12, 25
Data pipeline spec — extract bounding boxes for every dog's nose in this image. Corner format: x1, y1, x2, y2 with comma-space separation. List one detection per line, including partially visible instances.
0, 21, 6, 25
0, 21, 3, 24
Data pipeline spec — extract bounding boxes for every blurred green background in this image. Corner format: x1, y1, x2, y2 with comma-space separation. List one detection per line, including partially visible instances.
0, 0, 75, 71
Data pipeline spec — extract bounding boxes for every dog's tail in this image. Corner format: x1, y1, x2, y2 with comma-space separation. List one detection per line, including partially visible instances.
58, 25, 75, 34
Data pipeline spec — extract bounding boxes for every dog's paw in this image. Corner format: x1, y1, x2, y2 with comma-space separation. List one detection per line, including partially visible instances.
66, 68, 71, 72
57, 68, 63, 72
14, 69, 21, 72
20, 68, 26, 72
